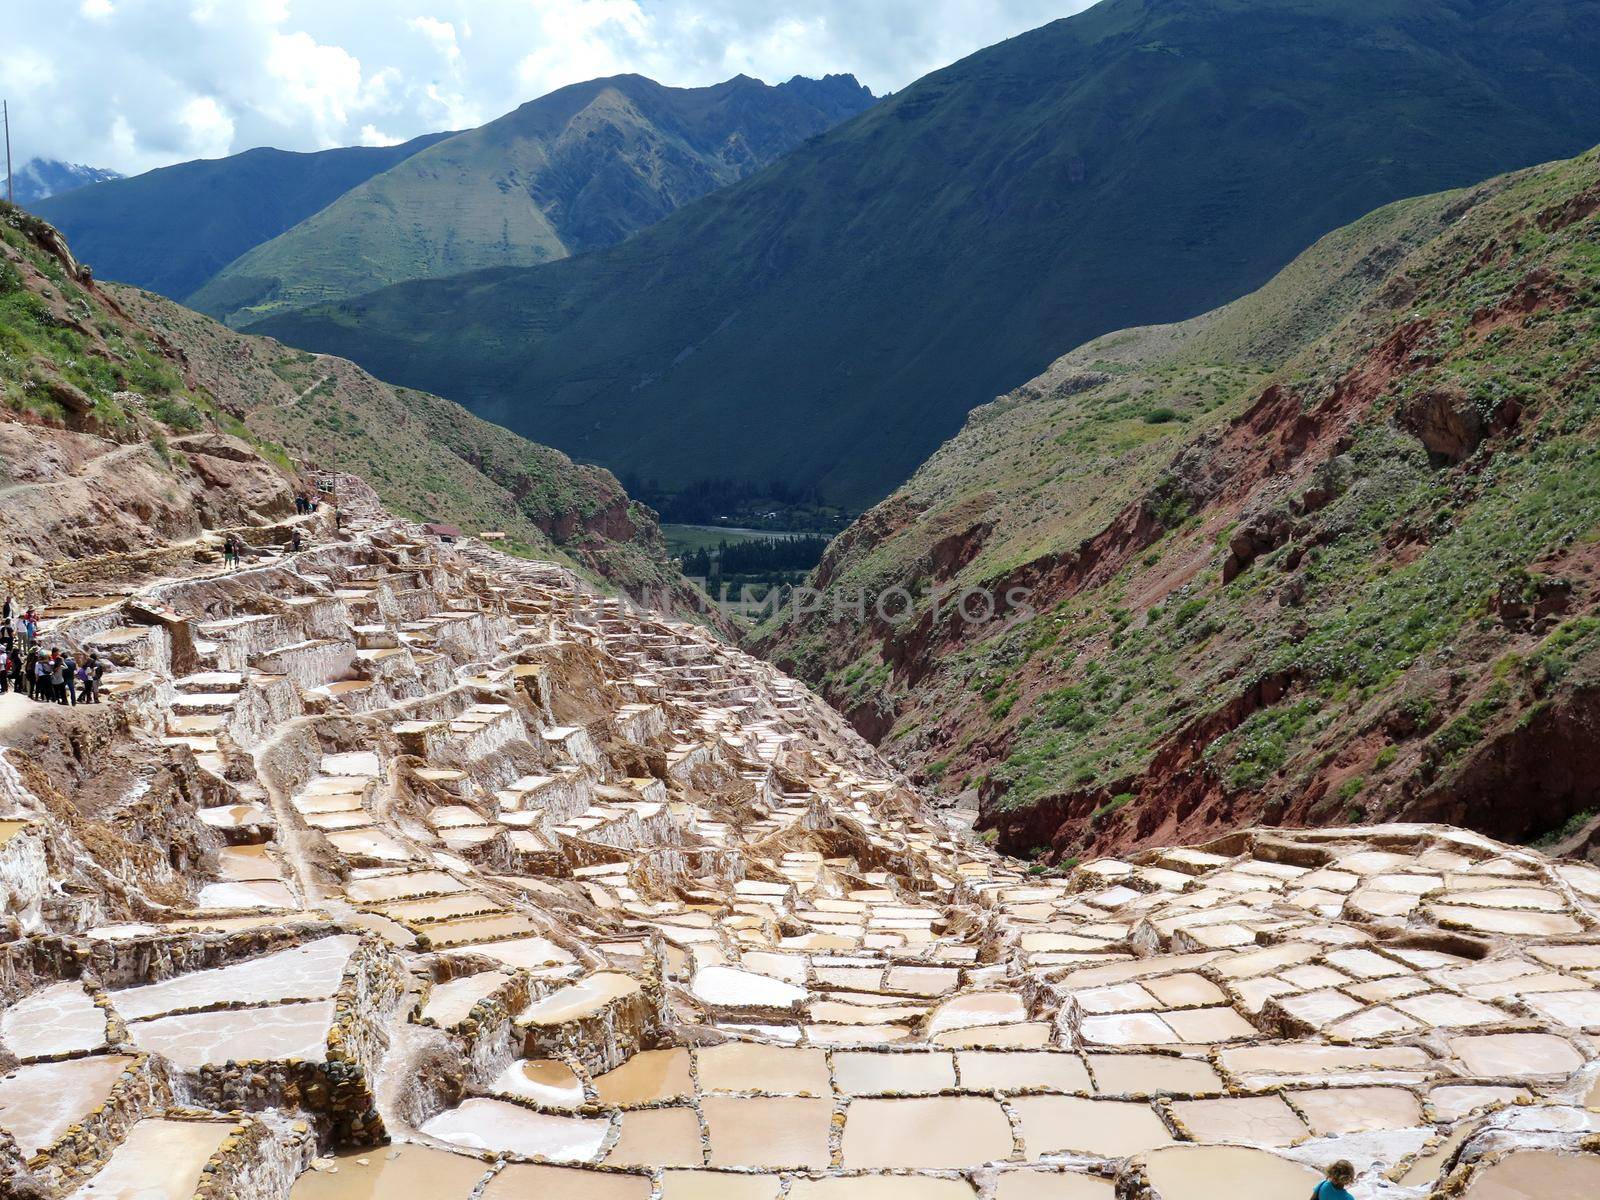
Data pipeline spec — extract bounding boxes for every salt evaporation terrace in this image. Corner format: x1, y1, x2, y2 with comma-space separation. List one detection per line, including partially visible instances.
1, 480, 1598, 1198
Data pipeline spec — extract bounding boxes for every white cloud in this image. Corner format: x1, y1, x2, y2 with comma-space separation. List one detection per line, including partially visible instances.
358, 123, 402, 147
408, 16, 464, 71
4, 0, 1093, 174
177, 96, 235, 160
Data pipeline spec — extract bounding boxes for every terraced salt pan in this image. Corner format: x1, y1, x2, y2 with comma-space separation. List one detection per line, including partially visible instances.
197, 879, 296, 909
444, 935, 575, 972
422, 970, 512, 1027
1169, 1095, 1308, 1145
1464, 1149, 1600, 1198
691, 966, 808, 1009
789, 1181, 977, 1199
345, 870, 467, 904
833, 1049, 956, 1093
494, 1059, 587, 1106
69, 1118, 234, 1199
110, 935, 358, 1019
1450, 1033, 1584, 1077
841, 1096, 1013, 1168
1140, 1146, 1319, 1200
693, 1043, 832, 1095
421, 1097, 608, 1161
702, 1097, 833, 1169
659, 1171, 781, 1199
129, 999, 335, 1067
593, 1048, 695, 1104
482, 1164, 651, 1200
0, 1054, 134, 1154
991, 1174, 1113, 1200
522, 972, 639, 1025
606, 1106, 704, 1167
289, 1146, 491, 1199
1, 980, 108, 1058
1087, 1054, 1223, 1094
1012, 1096, 1176, 1159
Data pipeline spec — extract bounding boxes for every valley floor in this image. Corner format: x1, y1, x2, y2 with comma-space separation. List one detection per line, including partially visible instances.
0, 480, 1597, 1199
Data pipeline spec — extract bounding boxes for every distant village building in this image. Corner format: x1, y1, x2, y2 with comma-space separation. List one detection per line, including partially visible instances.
479, 531, 507, 542
423, 523, 463, 543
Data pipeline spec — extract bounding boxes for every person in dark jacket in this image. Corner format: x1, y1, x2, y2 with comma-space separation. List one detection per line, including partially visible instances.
80, 653, 104, 704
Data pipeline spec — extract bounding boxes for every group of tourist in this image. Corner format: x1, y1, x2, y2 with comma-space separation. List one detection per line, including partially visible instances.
2, 596, 106, 705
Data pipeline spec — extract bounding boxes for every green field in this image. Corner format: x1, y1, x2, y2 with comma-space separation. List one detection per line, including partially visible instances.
662, 524, 821, 557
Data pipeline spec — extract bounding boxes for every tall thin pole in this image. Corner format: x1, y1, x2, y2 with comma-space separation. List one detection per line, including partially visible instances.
3, 101, 12, 206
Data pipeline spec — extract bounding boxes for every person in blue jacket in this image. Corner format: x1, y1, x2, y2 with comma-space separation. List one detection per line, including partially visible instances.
1314, 1160, 1357, 1200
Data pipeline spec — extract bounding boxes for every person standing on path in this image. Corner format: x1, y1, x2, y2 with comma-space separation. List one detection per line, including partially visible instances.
81, 653, 104, 704
223, 535, 240, 570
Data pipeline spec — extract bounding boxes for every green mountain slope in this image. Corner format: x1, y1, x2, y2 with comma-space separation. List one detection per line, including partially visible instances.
759, 143, 1600, 860
0, 200, 699, 615
111, 286, 703, 611
32, 132, 450, 301
256, 0, 1600, 509
189, 74, 874, 328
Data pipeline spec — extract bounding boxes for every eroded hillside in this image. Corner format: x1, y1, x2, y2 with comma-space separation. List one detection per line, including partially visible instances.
761, 146, 1600, 865
0, 202, 698, 617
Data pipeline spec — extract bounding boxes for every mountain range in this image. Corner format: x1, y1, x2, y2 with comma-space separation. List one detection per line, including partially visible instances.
188, 73, 874, 327
254, 0, 1600, 509
7, 157, 123, 206
31, 73, 873, 327
32, 133, 453, 301
760, 140, 1600, 861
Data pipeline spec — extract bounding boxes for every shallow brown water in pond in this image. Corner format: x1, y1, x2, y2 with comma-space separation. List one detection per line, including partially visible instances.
593, 1048, 694, 1104
1011, 1096, 1175, 1159
832, 1049, 956, 1094
1087, 1054, 1222, 1094
659, 1171, 781, 1199
1141, 1146, 1320, 1200
702, 1096, 833, 1169
289, 1146, 490, 1199
788, 1179, 977, 1198
841, 1096, 1012, 1168
1463, 1150, 1600, 1200
958, 1050, 1091, 1093
694, 1044, 831, 1095
992, 1173, 1115, 1200
481, 1164, 651, 1200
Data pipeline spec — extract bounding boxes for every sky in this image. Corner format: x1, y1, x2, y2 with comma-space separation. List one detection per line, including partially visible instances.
1, 0, 1091, 176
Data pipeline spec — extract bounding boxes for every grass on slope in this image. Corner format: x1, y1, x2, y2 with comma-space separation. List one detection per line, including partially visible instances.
765, 144, 1600, 851
114, 287, 683, 596
0, 204, 286, 466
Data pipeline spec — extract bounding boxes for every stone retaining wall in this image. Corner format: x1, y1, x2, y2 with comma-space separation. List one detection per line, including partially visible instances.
192, 1113, 317, 1200
31, 1053, 174, 1193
